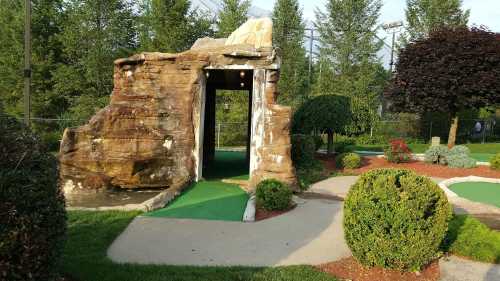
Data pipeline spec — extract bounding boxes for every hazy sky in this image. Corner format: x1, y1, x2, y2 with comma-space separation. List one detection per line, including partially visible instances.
251, 0, 500, 67
252, 0, 500, 31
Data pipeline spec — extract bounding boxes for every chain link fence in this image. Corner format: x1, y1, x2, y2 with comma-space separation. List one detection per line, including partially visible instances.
372, 117, 499, 144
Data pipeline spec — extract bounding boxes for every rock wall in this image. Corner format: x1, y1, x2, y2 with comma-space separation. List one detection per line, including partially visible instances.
60, 52, 207, 193
59, 18, 297, 195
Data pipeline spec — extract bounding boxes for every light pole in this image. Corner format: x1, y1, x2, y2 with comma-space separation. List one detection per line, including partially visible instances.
24, 0, 31, 126
382, 21, 403, 73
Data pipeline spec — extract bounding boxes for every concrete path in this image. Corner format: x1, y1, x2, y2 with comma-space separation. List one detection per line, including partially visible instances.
440, 256, 500, 281
108, 197, 352, 266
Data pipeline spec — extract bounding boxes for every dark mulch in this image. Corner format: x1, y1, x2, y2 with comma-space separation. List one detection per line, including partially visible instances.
255, 204, 296, 221
318, 257, 440, 281
320, 154, 500, 179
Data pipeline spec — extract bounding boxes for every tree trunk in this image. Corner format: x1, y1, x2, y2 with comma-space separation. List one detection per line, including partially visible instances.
447, 115, 459, 148
327, 131, 334, 155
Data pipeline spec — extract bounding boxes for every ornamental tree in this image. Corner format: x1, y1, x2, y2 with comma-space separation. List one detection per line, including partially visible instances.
386, 27, 500, 147
292, 95, 352, 154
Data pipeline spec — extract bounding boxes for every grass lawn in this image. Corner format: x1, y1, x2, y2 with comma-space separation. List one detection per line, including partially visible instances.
448, 182, 500, 208
62, 211, 338, 281
146, 181, 249, 221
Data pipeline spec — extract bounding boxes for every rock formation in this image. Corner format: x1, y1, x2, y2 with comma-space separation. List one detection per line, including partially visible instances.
59, 18, 296, 198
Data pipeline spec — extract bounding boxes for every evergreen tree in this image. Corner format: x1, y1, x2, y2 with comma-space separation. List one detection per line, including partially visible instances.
0, 0, 65, 118
138, 0, 214, 53
315, 0, 384, 134
217, 0, 250, 37
54, 0, 137, 121
404, 0, 470, 42
272, 0, 308, 107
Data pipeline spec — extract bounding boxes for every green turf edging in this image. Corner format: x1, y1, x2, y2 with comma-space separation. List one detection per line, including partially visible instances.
449, 182, 500, 208
62, 211, 338, 281
443, 215, 500, 264
145, 181, 249, 221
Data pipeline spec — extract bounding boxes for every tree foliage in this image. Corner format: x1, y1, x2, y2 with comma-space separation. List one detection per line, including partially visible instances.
386, 27, 500, 146
314, 0, 385, 134
404, 0, 469, 42
292, 95, 352, 153
217, 0, 250, 37
272, 0, 308, 107
138, 0, 214, 53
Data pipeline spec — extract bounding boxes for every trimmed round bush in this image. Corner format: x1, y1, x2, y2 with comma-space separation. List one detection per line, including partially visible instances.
336, 152, 361, 169
0, 116, 67, 280
424, 145, 449, 165
344, 168, 452, 271
291, 134, 316, 168
256, 179, 292, 211
490, 153, 500, 170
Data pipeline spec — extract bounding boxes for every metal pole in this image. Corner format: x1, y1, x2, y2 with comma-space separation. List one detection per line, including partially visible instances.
24, 0, 31, 126
389, 31, 396, 73
308, 28, 313, 89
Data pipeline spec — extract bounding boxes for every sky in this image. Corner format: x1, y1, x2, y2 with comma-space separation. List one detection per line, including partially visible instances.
250, 0, 500, 67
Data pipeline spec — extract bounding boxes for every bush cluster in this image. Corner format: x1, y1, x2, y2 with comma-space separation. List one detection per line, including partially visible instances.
344, 168, 452, 271
424, 145, 449, 165
336, 152, 361, 169
0, 116, 67, 281
384, 139, 412, 163
490, 153, 500, 170
291, 134, 317, 169
255, 179, 292, 211
447, 145, 476, 168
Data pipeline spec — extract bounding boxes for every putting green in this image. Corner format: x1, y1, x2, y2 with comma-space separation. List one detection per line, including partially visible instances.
146, 181, 248, 221
146, 151, 250, 221
449, 182, 500, 208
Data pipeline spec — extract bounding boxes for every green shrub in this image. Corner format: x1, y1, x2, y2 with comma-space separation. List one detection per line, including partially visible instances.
291, 134, 316, 168
255, 179, 292, 211
0, 116, 67, 281
336, 153, 361, 169
312, 135, 324, 151
384, 139, 412, 163
443, 215, 500, 264
334, 135, 356, 153
446, 145, 476, 168
447, 154, 477, 168
354, 134, 389, 145
448, 145, 470, 156
424, 145, 448, 165
490, 153, 500, 170
344, 169, 452, 271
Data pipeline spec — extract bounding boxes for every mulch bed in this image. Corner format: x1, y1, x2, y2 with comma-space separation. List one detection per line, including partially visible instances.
320, 155, 500, 179
255, 204, 296, 221
318, 257, 440, 281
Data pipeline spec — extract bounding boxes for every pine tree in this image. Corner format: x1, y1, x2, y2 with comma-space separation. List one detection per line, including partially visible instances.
272, 0, 308, 107
404, 0, 470, 42
54, 0, 138, 121
0, 0, 65, 118
138, 0, 214, 53
315, 0, 385, 134
217, 0, 250, 37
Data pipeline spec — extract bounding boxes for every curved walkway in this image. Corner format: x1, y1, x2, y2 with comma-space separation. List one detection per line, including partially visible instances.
108, 197, 351, 266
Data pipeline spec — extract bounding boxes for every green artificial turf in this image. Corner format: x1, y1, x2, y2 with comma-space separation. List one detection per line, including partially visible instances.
204, 150, 249, 180
146, 181, 249, 221
62, 211, 339, 281
449, 182, 500, 208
